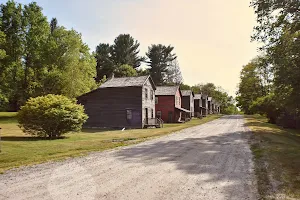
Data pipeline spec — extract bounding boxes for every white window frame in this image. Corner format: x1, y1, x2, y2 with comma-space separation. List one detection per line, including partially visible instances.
157, 111, 162, 118
126, 109, 132, 120
145, 88, 148, 99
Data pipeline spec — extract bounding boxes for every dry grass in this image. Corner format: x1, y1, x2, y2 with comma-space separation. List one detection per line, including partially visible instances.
0, 112, 221, 173
244, 115, 300, 199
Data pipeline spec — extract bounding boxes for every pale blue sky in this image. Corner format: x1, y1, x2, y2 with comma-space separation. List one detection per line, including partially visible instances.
1, 0, 259, 96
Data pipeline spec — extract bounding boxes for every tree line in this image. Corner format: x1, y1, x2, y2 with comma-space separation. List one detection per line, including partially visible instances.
0, 1, 96, 111
180, 83, 238, 115
0, 0, 235, 114
237, 0, 300, 129
95, 35, 182, 85
0, 1, 183, 111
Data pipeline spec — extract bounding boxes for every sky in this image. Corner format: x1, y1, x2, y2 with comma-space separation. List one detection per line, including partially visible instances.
2, 0, 259, 96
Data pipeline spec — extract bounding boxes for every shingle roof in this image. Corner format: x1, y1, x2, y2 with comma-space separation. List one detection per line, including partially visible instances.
194, 94, 202, 99
181, 90, 192, 96
155, 86, 179, 96
100, 76, 150, 88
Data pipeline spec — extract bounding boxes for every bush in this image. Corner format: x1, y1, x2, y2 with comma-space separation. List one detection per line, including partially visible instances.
250, 94, 280, 124
18, 94, 88, 138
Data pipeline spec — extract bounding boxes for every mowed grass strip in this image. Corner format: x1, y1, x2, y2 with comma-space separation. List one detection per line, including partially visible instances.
0, 112, 221, 173
245, 115, 300, 199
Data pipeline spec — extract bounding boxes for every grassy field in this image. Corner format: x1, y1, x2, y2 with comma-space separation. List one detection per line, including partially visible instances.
0, 112, 221, 173
244, 115, 300, 199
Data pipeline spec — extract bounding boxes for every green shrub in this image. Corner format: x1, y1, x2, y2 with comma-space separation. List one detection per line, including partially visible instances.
18, 94, 88, 138
250, 94, 280, 124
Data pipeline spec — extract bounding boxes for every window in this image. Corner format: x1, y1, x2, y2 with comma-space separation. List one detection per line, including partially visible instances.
155, 97, 158, 104
151, 109, 154, 118
150, 90, 154, 100
157, 111, 162, 118
145, 88, 148, 99
126, 110, 132, 120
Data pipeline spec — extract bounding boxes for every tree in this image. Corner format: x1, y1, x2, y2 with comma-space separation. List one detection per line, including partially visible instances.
146, 44, 177, 85
0, 1, 97, 110
236, 60, 266, 114
50, 17, 58, 34
43, 27, 97, 98
114, 64, 137, 77
22, 2, 50, 102
0, 0, 24, 110
180, 83, 191, 90
165, 59, 183, 85
18, 94, 88, 139
136, 68, 150, 76
199, 83, 217, 96
111, 34, 144, 69
94, 43, 114, 82
249, 0, 300, 128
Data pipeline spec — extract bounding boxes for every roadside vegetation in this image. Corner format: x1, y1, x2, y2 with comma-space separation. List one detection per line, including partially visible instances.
236, 0, 300, 129
245, 115, 300, 199
0, 112, 221, 173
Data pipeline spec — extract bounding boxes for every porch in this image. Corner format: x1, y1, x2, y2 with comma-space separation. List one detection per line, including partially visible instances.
143, 118, 164, 128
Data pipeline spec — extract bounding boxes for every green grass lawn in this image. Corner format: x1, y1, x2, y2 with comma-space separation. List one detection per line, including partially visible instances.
0, 112, 221, 173
244, 115, 300, 199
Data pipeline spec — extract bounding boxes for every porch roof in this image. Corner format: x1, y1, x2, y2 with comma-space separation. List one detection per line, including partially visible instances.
175, 107, 191, 113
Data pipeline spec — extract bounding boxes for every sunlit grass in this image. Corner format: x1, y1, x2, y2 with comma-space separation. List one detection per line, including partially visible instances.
245, 115, 300, 199
0, 113, 221, 173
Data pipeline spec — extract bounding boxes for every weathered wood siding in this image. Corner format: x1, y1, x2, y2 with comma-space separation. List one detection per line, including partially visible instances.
142, 78, 156, 126
201, 97, 208, 116
194, 99, 202, 117
78, 87, 143, 128
182, 94, 194, 118
182, 96, 190, 112
155, 96, 175, 123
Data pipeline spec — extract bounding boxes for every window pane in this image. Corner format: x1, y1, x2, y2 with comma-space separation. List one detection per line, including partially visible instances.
126, 110, 132, 120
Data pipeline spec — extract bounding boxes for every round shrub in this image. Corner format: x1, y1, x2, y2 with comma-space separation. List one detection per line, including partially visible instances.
18, 94, 88, 138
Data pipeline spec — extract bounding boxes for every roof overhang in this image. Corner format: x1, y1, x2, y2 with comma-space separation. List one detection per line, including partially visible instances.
175, 107, 191, 113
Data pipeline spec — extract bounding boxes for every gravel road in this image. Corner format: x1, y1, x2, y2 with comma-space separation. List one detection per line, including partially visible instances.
0, 115, 257, 200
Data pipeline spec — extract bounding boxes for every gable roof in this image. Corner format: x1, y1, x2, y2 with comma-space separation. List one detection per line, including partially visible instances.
194, 94, 202, 100
181, 90, 194, 97
100, 75, 156, 89
155, 86, 180, 96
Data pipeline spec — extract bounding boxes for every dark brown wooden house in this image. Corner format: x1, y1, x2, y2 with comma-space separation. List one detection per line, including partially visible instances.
77, 75, 159, 129
194, 94, 202, 118
181, 90, 194, 118
208, 97, 212, 114
201, 94, 208, 117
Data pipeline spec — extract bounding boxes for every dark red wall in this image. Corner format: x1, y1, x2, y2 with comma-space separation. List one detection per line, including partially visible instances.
155, 96, 175, 123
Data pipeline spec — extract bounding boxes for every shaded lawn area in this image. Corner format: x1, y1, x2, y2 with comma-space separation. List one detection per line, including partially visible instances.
0, 112, 221, 173
244, 115, 300, 199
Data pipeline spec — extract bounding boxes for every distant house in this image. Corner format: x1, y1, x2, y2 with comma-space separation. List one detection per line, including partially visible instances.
215, 102, 221, 114
77, 75, 160, 129
181, 90, 194, 118
208, 97, 212, 114
155, 86, 190, 123
194, 94, 202, 118
201, 94, 208, 116
211, 99, 215, 114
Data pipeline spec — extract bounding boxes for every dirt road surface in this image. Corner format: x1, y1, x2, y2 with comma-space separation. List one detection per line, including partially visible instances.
0, 115, 257, 200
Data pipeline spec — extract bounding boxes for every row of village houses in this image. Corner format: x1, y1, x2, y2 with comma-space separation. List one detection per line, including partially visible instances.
78, 75, 221, 129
